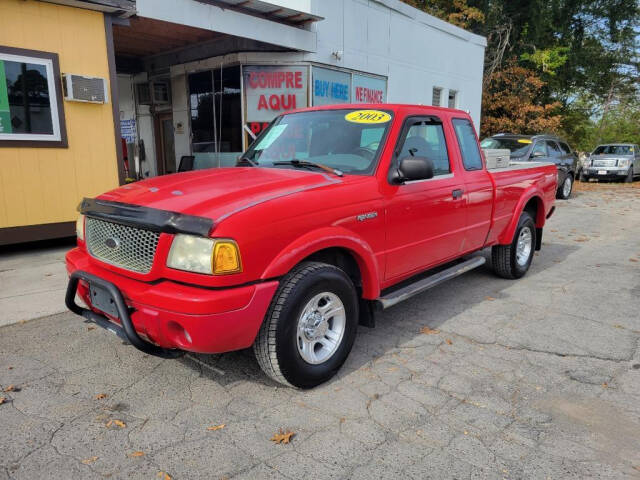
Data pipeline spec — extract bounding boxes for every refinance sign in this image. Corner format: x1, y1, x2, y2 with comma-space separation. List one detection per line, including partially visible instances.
352, 74, 386, 104
243, 65, 308, 136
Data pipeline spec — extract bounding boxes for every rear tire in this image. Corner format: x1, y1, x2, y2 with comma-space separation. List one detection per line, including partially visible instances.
556, 175, 573, 199
492, 212, 536, 279
253, 262, 358, 389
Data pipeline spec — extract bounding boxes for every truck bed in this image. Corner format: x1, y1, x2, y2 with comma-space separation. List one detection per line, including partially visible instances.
486, 161, 557, 246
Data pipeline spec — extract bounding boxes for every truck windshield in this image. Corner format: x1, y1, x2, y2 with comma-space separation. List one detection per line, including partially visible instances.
241, 109, 393, 175
480, 137, 531, 157
592, 145, 633, 155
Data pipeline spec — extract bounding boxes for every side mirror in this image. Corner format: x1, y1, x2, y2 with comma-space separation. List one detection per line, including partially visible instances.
392, 156, 434, 183
531, 150, 545, 159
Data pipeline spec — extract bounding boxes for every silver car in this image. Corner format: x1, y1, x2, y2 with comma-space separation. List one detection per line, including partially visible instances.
582, 144, 639, 183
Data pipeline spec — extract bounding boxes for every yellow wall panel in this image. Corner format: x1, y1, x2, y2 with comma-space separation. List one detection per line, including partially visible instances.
0, 0, 119, 230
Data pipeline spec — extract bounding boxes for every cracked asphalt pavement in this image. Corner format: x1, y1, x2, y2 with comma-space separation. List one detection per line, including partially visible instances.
1, 182, 640, 479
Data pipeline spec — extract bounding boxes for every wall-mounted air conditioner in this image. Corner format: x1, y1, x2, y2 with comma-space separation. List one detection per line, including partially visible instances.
136, 81, 170, 106
62, 74, 108, 104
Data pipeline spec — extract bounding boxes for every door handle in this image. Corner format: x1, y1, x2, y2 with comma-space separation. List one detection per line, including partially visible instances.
452, 189, 464, 199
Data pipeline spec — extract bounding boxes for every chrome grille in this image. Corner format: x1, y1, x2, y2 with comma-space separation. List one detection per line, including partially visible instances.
85, 217, 160, 273
592, 159, 616, 167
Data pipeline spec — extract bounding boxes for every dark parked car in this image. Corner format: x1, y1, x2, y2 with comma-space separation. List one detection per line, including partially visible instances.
480, 134, 578, 199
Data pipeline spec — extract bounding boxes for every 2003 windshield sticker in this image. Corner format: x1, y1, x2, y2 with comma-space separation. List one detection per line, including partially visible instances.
345, 110, 391, 124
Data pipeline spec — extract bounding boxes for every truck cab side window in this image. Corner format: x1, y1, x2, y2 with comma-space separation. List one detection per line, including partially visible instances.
452, 118, 483, 170
531, 141, 547, 159
398, 121, 450, 176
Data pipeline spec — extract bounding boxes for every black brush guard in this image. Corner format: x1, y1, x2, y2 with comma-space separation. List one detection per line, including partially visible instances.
65, 270, 183, 359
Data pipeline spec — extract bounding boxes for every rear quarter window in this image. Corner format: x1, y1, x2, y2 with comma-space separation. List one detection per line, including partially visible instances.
559, 142, 571, 154
452, 118, 483, 170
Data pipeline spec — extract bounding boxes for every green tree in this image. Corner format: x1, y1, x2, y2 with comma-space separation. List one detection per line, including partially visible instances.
402, 0, 640, 148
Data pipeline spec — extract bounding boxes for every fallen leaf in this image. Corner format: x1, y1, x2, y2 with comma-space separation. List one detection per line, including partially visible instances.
87, 326, 96, 331
7, 366, 13, 370
128, 451, 145, 457
339, 417, 346, 424
445, 339, 453, 345
613, 324, 624, 329
207, 424, 225, 431
463, 430, 469, 435
3, 385, 15, 392
420, 326, 439, 335
630, 258, 638, 263
485, 296, 496, 301
0, 397, 6, 405
94, 393, 108, 400
106, 419, 126, 428
602, 383, 608, 388
81, 456, 98, 465
157, 473, 172, 480
270, 429, 295, 444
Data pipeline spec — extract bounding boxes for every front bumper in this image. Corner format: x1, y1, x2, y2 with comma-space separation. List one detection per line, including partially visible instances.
66, 248, 279, 355
584, 168, 629, 180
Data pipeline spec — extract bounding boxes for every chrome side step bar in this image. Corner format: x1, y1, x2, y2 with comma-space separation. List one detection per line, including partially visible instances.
376, 256, 486, 310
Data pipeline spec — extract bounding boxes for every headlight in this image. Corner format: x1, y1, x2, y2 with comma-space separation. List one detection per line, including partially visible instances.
76, 215, 85, 241
167, 235, 242, 275
617, 158, 630, 168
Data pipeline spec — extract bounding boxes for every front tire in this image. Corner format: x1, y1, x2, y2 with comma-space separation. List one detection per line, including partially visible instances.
557, 175, 573, 199
624, 168, 633, 183
492, 212, 536, 279
253, 262, 359, 389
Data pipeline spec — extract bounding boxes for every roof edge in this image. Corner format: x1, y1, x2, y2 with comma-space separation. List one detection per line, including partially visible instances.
370, 0, 487, 48
38, 0, 136, 17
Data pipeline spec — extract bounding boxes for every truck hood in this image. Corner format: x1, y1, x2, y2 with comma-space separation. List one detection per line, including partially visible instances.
97, 167, 342, 224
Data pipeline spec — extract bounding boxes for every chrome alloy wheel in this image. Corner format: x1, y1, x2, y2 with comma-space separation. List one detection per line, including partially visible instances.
516, 226, 533, 266
563, 176, 572, 197
296, 292, 346, 365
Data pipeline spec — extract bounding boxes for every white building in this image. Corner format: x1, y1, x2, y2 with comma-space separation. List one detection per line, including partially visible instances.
113, 0, 486, 177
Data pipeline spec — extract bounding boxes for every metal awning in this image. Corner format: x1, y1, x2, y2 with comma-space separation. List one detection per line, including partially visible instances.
196, 0, 323, 26
38, 0, 136, 17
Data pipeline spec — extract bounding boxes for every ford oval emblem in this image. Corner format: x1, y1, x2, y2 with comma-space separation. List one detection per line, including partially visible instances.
105, 237, 120, 249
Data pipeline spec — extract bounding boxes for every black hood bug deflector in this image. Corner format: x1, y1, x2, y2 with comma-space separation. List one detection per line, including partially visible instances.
79, 197, 214, 237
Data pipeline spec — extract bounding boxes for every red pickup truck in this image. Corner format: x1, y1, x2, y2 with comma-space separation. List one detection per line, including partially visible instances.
66, 104, 557, 388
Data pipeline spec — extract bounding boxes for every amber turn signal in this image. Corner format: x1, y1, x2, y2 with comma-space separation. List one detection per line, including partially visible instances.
212, 240, 242, 275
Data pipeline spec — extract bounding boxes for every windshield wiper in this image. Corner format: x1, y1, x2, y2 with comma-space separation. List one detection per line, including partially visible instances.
273, 159, 343, 177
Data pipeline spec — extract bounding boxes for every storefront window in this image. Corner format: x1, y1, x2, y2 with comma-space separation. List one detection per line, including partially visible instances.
312, 67, 351, 106
0, 47, 66, 147
188, 66, 242, 168
243, 65, 309, 144
352, 74, 386, 104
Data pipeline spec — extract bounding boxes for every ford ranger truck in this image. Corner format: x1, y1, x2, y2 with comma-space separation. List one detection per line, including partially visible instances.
66, 105, 557, 388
